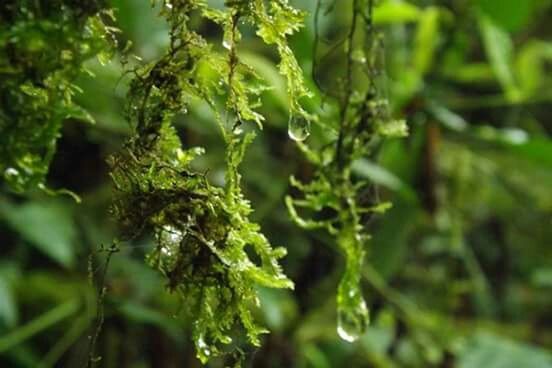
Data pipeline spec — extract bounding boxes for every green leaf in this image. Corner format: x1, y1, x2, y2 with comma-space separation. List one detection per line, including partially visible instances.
413, 7, 440, 77
515, 41, 552, 97
0, 200, 76, 268
118, 302, 182, 339
477, 0, 536, 32
509, 138, 552, 168
352, 159, 415, 200
458, 333, 552, 368
374, 2, 421, 24
478, 13, 521, 101
428, 102, 467, 132
0, 277, 17, 329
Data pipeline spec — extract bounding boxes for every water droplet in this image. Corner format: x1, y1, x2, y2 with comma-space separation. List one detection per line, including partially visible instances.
336, 273, 369, 342
288, 116, 310, 142
337, 298, 369, 342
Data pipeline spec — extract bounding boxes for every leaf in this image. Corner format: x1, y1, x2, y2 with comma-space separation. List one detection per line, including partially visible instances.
118, 302, 182, 339
477, 0, 536, 32
413, 7, 440, 77
258, 288, 298, 332
515, 41, 552, 97
428, 102, 467, 132
458, 333, 552, 368
0, 277, 17, 329
478, 13, 521, 101
374, 2, 421, 24
0, 200, 77, 268
352, 159, 415, 200
509, 138, 552, 168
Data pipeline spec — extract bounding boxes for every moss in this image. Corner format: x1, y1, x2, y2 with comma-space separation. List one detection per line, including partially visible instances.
0, 0, 115, 193
285, 0, 407, 342
109, 0, 308, 363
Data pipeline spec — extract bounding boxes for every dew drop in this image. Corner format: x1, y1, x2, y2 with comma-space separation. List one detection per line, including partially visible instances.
337, 298, 369, 342
288, 116, 310, 142
336, 274, 369, 342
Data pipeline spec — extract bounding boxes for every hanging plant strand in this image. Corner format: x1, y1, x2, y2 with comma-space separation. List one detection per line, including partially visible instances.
286, 0, 408, 342
108, 0, 309, 363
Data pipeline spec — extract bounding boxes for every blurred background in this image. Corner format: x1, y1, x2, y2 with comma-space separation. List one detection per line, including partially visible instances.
1, 0, 552, 367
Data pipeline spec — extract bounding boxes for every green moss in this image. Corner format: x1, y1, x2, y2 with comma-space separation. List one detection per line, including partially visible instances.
109, 0, 308, 363
0, 0, 115, 193
285, 0, 407, 342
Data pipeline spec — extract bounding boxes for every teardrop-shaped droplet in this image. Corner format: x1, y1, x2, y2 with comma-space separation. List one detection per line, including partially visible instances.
336, 265, 369, 342
337, 297, 369, 342
288, 116, 310, 142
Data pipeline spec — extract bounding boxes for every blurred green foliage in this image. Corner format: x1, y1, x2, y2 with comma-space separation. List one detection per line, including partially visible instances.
1, 0, 552, 367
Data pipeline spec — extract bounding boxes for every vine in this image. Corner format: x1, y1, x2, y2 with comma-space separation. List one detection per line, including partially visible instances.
108, 0, 308, 363
0, 0, 115, 194
286, 0, 407, 342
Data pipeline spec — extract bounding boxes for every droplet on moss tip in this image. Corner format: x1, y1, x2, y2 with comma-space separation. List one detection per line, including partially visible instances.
337, 299, 369, 342
288, 116, 310, 142
336, 277, 369, 342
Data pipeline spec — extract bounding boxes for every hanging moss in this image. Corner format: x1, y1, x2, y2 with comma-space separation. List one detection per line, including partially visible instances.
0, 0, 115, 193
109, 0, 308, 363
286, 0, 408, 342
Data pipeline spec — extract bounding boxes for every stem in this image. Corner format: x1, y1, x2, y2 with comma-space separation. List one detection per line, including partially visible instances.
0, 300, 80, 353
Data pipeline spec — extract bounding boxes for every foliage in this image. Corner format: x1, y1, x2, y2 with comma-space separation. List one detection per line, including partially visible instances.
0, 0, 115, 194
1, 0, 552, 367
286, 0, 407, 344
108, 0, 312, 363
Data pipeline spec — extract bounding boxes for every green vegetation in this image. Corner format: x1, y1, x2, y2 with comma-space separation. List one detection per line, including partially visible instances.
0, 0, 115, 194
1, 0, 552, 367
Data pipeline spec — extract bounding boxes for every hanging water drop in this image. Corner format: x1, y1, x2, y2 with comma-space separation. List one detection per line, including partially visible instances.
337, 298, 369, 342
336, 268, 369, 342
288, 116, 310, 142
